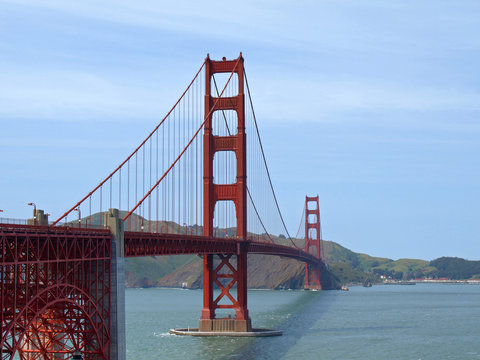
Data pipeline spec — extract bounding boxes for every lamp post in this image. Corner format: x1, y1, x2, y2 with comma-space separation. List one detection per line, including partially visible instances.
27, 202, 36, 225
74, 208, 81, 228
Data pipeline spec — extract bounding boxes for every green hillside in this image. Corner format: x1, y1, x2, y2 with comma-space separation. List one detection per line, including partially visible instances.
124, 239, 479, 288
74, 211, 478, 288
327, 262, 370, 284
430, 257, 480, 279
321, 240, 441, 282
125, 255, 197, 287
370, 258, 437, 279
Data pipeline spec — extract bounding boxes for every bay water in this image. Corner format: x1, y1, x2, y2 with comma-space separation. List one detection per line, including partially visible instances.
126, 284, 480, 359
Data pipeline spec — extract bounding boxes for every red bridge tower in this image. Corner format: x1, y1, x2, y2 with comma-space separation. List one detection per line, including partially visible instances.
305, 195, 322, 290
199, 54, 251, 332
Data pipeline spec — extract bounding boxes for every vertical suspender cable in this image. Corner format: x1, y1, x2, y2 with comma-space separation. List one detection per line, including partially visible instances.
244, 70, 297, 247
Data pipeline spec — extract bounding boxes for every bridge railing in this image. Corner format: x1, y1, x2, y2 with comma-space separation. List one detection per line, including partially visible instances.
54, 222, 107, 230
1, 216, 300, 249
0, 217, 27, 225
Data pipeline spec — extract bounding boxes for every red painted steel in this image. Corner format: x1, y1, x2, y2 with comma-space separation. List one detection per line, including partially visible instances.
123, 231, 320, 264
1, 55, 328, 357
0, 222, 320, 358
304, 196, 322, 290
202, 54, 250, 324
0, 224, 111, 360
52, 61, 207, 227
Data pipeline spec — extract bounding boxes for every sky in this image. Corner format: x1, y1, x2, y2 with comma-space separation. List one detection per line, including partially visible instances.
1, 0, 479, 260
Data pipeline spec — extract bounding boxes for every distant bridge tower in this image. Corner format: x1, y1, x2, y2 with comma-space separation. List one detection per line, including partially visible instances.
305, 195, 322, 290
200, 54, 251, 332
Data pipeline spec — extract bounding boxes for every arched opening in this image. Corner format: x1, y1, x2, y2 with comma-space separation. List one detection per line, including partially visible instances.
308, 228, 318, 240
213, 151, 237, 185
6, 285, 109, 360
307, 201, 317, 211
18, 307, 81, 360
211, 72, 239, 99
213, 200, 237, 238
212, 109, 238, 136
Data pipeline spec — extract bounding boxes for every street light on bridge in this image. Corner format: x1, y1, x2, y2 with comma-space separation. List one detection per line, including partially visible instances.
27, 202, 36, 225
74, 208, 81, 228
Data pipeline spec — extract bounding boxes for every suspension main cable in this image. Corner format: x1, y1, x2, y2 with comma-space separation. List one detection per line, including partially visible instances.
247, 187, 274, 243
52, 61, 207, 226
124, 57, 241, 221
244, 70, 299, 249
294, 202, 306, 241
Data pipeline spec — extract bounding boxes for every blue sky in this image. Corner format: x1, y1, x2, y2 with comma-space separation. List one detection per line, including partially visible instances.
1, 0, 479, 260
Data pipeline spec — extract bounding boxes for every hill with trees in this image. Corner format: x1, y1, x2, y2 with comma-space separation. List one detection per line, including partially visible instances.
429, 257, 480, 279
74, 212, 479, 288
125, 242, 480, 288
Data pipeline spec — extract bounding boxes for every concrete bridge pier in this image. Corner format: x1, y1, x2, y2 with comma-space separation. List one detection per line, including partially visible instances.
105, 209, 126, 360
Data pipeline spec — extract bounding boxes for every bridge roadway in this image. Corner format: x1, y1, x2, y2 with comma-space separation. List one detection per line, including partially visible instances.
0, 223, 320, 266
124, 231, 320, 265
1, 221, 320, 359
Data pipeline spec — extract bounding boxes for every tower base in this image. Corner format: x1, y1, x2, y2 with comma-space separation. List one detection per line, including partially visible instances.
170, 327, 282, 337
198, 318, 252, 332
304, 285, 322, 291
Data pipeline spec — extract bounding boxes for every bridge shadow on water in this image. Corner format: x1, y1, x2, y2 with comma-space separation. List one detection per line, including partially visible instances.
197, 290, 339, 360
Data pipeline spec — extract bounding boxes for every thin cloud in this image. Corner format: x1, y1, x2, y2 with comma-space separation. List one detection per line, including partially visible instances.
0, 69, 172, 120
2, 67, 479, 126
255, 78, 480, 123
5, 0, 478, 55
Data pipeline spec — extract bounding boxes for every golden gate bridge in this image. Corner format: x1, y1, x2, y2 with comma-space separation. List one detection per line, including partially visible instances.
1, 54, 324, 359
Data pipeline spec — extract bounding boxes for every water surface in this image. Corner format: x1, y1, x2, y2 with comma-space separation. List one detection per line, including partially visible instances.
126, 284, 480, 359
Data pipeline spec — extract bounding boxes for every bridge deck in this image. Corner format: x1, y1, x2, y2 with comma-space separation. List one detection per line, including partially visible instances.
124, 231, 320, 265
0, 224, 320, 266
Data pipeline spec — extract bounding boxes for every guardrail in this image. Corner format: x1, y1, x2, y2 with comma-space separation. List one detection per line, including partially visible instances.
0, 217, 28, 225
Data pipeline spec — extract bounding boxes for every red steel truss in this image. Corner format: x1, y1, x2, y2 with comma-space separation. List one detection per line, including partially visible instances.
124, 231, 320, 264
0, 224, 111, 360
1, 54, 327, 358
305, 196, 322, 290
0, 222, 321, 358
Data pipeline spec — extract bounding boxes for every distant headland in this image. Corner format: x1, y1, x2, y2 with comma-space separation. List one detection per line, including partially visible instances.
124, 239, 480, 290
